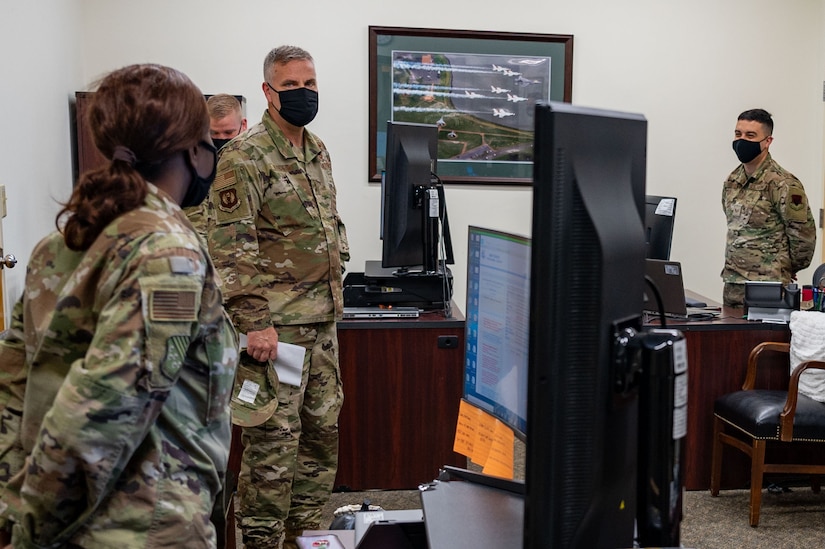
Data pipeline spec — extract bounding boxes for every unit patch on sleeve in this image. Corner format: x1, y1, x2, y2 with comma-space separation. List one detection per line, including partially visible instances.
214, 168, 253, 224
786, 189, 809, 222
219, 187, 240, 214
216, 170, 241, 214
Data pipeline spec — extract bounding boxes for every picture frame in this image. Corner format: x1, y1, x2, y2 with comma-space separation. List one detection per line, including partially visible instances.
369, 26, 573, 185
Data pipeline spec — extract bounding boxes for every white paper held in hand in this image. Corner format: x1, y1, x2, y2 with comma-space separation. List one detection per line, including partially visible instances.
272, 341, 305, 387
238, 333, 305, 387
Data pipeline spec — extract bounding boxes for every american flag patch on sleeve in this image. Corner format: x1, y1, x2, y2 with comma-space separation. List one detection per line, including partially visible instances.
150, 290, 198, 321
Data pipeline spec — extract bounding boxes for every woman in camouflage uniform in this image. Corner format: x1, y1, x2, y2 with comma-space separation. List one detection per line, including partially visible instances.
0, 64, 238, 548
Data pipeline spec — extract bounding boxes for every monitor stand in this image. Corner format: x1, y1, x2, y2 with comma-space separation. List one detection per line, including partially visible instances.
343, 260, 453, 309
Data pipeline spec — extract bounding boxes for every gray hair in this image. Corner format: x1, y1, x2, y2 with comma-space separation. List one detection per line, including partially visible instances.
263, 45, 314, 82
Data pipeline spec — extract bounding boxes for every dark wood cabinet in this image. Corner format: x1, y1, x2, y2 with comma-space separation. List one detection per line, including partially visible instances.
335, 307, 466, 490
74, 92, 107, 179
679, 322, 790, 489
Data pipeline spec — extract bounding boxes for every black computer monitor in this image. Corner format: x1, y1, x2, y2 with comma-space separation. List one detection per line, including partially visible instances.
645, 195, 677, 260
463, 226, 531, 440
381, 121, 454, 274
526, 102, 647, 549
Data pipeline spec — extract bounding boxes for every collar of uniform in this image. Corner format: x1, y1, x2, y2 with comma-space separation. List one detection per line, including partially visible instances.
144, 181, 180, 213
745, 152, 773, 184
261, 109, 323, 162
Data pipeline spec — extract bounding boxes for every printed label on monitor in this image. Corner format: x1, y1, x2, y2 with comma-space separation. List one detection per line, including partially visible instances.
673, 403, 687, 440
428, 188, 439, 217
673, 338, 688, 374
674, 371, 687, 408
664, 264, 681, 276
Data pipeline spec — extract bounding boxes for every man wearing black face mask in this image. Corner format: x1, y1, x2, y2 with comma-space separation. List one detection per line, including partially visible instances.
721, 108, 816, 307
203, 45, 349, 549
184, 94, 246, 243
207, 93, 248, 151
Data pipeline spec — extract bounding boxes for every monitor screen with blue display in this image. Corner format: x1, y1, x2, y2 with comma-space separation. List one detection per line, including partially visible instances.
462, 225, 531, 440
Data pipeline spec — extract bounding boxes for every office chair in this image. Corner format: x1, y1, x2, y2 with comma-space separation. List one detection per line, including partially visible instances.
710, 330, 825, 526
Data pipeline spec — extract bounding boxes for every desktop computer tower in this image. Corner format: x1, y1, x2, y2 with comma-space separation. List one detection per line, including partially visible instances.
637, 328, 687, 547
342, 261, 453, 309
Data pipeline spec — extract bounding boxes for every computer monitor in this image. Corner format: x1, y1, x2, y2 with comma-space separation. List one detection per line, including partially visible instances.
463, 226, 531, 440
381, 121, 454, 274
645, 195, 677, 260
525, 102, 647, 549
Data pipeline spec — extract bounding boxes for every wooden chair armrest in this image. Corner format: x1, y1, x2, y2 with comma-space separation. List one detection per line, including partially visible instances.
743, 342, 790, 390
779, 360, 825, 441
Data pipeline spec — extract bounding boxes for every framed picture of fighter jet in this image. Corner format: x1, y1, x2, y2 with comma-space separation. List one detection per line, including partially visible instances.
368, 26, 573, 185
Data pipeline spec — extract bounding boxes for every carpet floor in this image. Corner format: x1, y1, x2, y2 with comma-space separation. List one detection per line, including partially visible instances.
314, 485, 825, 548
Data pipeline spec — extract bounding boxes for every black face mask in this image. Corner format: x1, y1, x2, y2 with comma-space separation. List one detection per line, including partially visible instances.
181, 141, 217, 208
212, 137, 232, 151
270, 85, 319, 127
732, 137, 766, 164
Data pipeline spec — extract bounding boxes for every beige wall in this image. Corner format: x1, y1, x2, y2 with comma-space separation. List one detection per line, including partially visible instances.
1, 0, 823, 314
0, 1, 84, 309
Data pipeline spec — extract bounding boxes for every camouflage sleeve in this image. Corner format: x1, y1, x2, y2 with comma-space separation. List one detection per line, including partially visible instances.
7, 242, 206, 547
775, 178, 816, 274
338, 215, 350, 265
183, 202, 209, 250
0, 296, 26, 412
0, 297, 28, 532
206, 153, 272, 333
324, 145, 349, 266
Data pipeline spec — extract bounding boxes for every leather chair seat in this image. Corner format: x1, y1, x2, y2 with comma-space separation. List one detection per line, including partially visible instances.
711, 339, 825, 527
715, 390, 825, 441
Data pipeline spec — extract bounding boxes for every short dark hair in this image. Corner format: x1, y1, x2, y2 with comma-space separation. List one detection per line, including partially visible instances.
738, 108, 774, 135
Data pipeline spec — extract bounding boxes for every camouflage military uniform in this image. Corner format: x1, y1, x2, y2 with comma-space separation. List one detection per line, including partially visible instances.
184, 201, 208, 249
204, 110, 348, 548
0, 184, 238, 548
185, 137, 241, 248
721, 152, 816, 307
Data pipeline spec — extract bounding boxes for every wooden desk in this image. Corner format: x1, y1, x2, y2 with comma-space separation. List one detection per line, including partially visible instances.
335, 306, 466, 490
646, 303, 825, 490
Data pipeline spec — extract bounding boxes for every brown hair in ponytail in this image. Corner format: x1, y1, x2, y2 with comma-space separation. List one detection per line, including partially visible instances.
60, 64, 209, 250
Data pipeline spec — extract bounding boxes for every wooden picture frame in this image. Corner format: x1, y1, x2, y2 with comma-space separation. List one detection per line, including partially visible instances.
369, 26, 573, 185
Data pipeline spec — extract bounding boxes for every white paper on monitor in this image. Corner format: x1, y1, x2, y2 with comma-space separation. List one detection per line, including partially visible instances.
238, 334, 305, 387
654, 198, 676, 216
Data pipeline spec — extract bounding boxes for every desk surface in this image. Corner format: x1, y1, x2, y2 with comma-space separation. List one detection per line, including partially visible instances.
648, 309, 790, 331
338, 304, 464, 330
646, 289, 790, 333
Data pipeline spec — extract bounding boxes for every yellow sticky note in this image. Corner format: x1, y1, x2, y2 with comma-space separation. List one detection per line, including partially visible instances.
481, 420, 515, 479
471, 407, 497, 466
453, 400, 478, 457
